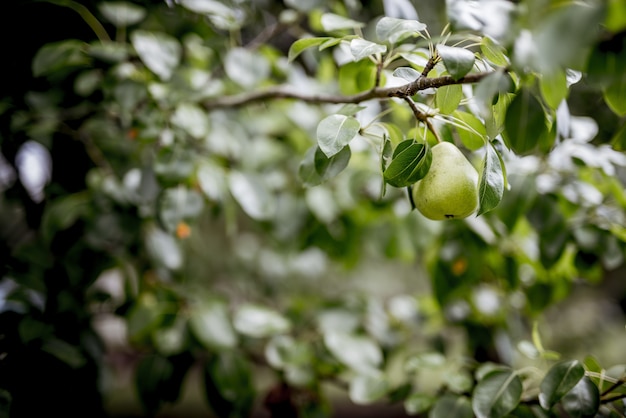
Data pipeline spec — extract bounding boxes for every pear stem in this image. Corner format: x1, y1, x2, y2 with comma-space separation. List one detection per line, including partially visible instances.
403, 97, 442, 143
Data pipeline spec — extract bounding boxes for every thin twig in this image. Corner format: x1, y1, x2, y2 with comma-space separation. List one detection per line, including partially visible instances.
601, 377, 626, 397
402, 97, 442, 143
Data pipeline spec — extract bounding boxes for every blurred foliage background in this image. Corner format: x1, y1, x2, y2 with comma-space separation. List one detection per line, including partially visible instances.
1, 0, 626, 417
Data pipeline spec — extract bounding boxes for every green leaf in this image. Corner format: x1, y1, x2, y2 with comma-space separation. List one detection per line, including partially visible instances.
393, 66, 421, 82
436, 84, 463, 114
540, 70, 568, 110
158, 186, 204, 232
474, 71, 513, 118
136, 354, 174, 415
383, 140, 432, 188
314, 145, 351, 181
349, 373, 390, 405
606, 0, 626, 32
437, 45, 475, 81
203, 351, 255, 418
99, 1, 146, 27
171, 102, 210, 138
233, 304, 291, 338
41, 193, 89, 243
477, 142, 504, 216
603, 75, 626, 116
131, 30, 181, 81
324, 332, 382, 374
316, 114, 361, 157
145, 225, 183, 270
452, 110, 487, 150
472, 370, 523, 418
224, 47, 270, 88
336, 103, 367, 116
32, 40, 90, 77
339, 60, 377, 94
229, 171, 276, 220
430, 395, 473, 418
611, 120, 626, 151
561, 376, 600, 418
404, 393, 436, 415
350, 39, 387, 61
189, 301, 237, 350
288, 37, 331, 62
504, 88, 548, 155
299, 146, 323, 187
480, 36, 509, 67
320, 13, 364, 31
539, 360, 585, 410
376, 17, 426, 44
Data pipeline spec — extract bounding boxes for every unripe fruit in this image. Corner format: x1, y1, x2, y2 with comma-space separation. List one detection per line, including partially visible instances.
412, 142, 479, 220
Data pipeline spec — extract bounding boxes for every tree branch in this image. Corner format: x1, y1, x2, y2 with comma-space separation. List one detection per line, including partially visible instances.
203, 71, 494, 109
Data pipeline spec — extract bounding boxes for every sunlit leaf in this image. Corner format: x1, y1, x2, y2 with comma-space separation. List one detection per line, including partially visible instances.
320, 13, 364, 31
316, 114, 360, 157
189, 301, 237, 350
349, 373, 390, 405
99, 2, 146, 27
436, 84, 463, 114
539, 360, 585, 410
324, 332, 382, 374
233, 304, 291, 338
404, 393, 436, 415
376, 17, 426, 44
224, 47, 270, 88
350, 39, 387, 61
472, 370, 522, 418
437, 45, 475, 81
452, 110, 487, 150
480, 36, 509, 67
171, 102, 210, 138
477, 142, 504, 216
288, 37, 332, 62
229, 171, 276, 220
540, 70, 568, 110
145, 225, 183, 270
131, 30, 181, 80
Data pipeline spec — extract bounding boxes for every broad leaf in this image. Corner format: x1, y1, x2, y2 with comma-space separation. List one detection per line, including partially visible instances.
224, 47, 270, 88
320, 13, 364, 31
452, 110, 487, 150
393, 66, 421, 82
437, 45, 475, 81
99, 2, 146, 27
436, 84, 463, 114
540, 70, 568, 110
480, 36, 509, 67
158, 186, 204, 232
603, 75, 626, 116
314, 145, 351, 181
383, 140, 431, 188
324, 332, 382, 374
561, 376, 600, 418
135, 354, 174, 415
288, 37, 332, 62
349, 373, 390, 405
171, 102, 210, 138
316, 114, 360, 157
299, 146, 323, 187
350, 39, 387, 61
404, 393, 436, 415
203, 351, 255, 418
376, 17, 426, 44
477, 142, 505, 216
504, 88, 548, 155
189, 301, 237, 350
131, 30, 181, 80
32, 40, 89, 77
472, 370, 522, 418
539, 360, 585, 410
229, 171, 276, 220
474, 71, 513, 118
233, 304, 291, 338
430, 395, 473, 418
145, 225, 182, 270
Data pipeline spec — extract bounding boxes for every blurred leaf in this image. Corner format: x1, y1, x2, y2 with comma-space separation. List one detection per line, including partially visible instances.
350, 39, 387, 61
136, 354, 173, 415
131, 30, 181, 80
561, 376, 600, 418
288, 37, 332, 62
376, 17, 426, 44
504, 88, 548, 155
404, 393, 436, 415
314, 145, 351, 181
42, 193, 89, 243
299, 146, 323, 187
153, 317, 188, 355
606, 0, 626, 32
349, 373, 390, 405
339, 60, 377, 94
145, 225, 183, 270
539, 360, 585, 410
430, 395, 473, 418
189, 301, 237, 350
203, 351, 255, 418
452, 110, 487, 150
171, 102, 210, 138
393, 66, 421, 82
540, 70, 568, 110
32, 40, 89, 77
436, 85, 463, 114
41, 338, 86, 369
233, 304, 291, 338
477, 142, 504, 216
229, 171, 276, 220
159, 186, 204, 232
0, 389, 11, 418
99, 1, 146, 27
324, 332, 382, 374
474, 71, 513, 118
224, 47, 270, 88
603, 75, 626, 116
383, 140, 431, 188
316, 114, 360, 157
437, 45, 475, 81
480, 36, 509, 67
320, 13, 364, 31
472, 370, 522, 418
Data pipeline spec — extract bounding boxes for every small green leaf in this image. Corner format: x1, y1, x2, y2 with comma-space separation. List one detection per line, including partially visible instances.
339, 60, 377, 94
316, 114, 361, 157
350, 39, 387, 61
472, 370, 523, 418
299, 146, 323, 187
203, 351, 255, 418
430, 395, 473, 418
404, 393, 436, 415
229, 171, 276, 220
392, 66, 421, 82
376, 17, 426, 44
314, 145, 351, 181
437, 45, 475, 81
189, 301, 237, 350
158, 186, 204, 232
540, 70, 568, 110
383, 140, 432, 188
336, 103, 367, 116
288, 37, 332, 62
320, 13, 364, 31
145, 225, 183, 270
504, 88, 548, 155
32, 40, 90, 77
539, 360, 585, 410
171, 102, 210, 138
477, 142, 504, 216
324, 332, 382, 374
603, 74, 626, 116
131, 30, 181, 81
480, 36, 509, 67
233, 304, 291, 338
436, 85, 463, 114
452, 110, 487, 151
99, 1, 146, 27
349, 373, 390, 405
224, 47, 270, 88
561, 376, 600, 418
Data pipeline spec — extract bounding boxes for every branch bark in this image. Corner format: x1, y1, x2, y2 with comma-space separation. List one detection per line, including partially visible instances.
203, 71, 493, 109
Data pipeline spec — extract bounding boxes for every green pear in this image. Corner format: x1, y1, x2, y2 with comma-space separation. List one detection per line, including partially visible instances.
412, 141, 479, 220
